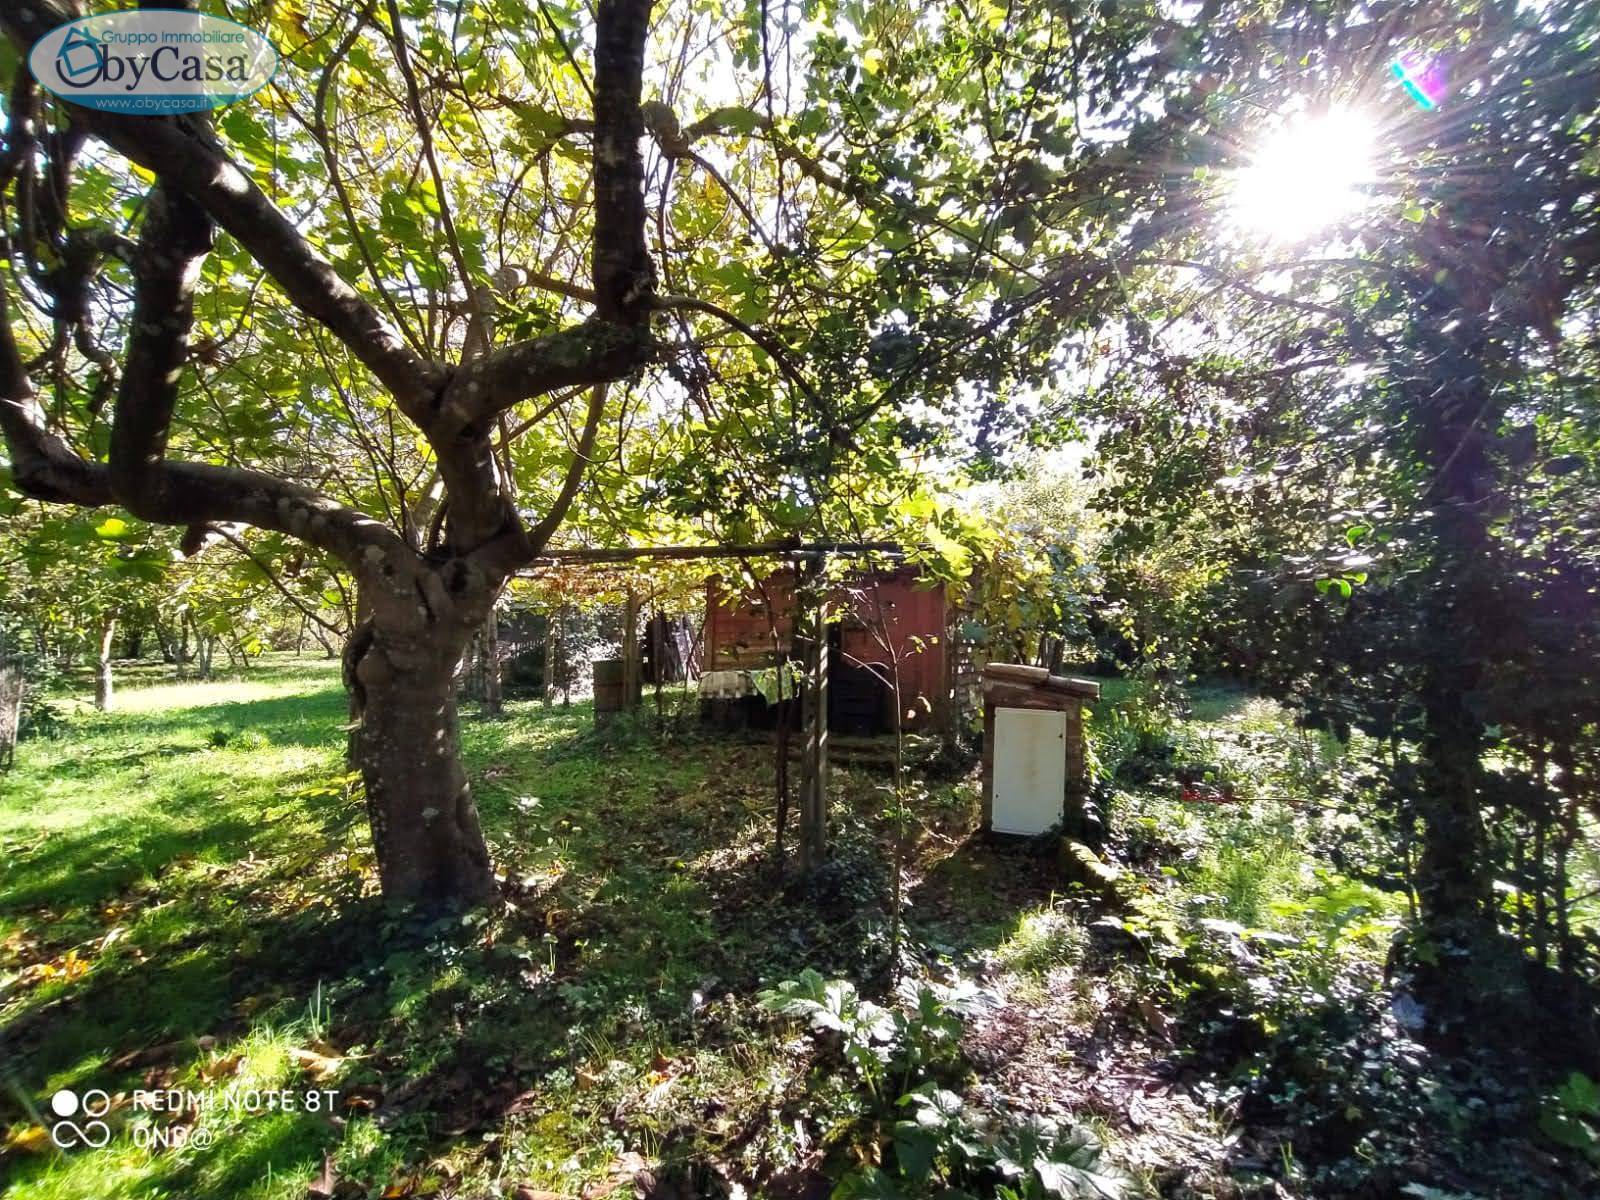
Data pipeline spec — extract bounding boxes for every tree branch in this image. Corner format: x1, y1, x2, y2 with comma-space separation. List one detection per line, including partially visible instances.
2, 262, 406, 565
2, 0, 443, 418
591, 0, 657, 323
525, 382, 607, 554
654, 294, 821, 406
107, 183, 214, 519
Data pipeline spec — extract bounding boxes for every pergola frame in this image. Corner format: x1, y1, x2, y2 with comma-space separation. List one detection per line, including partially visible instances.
517, 540, 916, 871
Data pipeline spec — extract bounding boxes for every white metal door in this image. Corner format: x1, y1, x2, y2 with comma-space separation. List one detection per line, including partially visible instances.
992, 707, 1067, 835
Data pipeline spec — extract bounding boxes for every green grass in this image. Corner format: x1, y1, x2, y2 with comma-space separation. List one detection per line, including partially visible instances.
5, 658, 1542, 1199
995, 902, 1088, 978
0, 656, 927, 1198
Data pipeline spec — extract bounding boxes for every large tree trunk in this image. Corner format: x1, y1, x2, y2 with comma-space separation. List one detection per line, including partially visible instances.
347, 622, 496, 907
1412, 362, 1497, 948
1414, 666, 1493, 943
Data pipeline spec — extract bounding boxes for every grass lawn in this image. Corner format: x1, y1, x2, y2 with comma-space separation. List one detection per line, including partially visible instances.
1, 657, 992, 1198
1, 659, 1591, 1199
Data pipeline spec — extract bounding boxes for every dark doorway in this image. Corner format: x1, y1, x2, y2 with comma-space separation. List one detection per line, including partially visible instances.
827, 623, 887, 736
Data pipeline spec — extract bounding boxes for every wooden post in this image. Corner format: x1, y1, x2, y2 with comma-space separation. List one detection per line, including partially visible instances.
797, 558, 830, 873
541, 609, 556, 708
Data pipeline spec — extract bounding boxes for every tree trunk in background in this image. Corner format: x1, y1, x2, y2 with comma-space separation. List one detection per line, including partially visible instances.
559, 606, 572, 706
348, 622, 496, 907
155, 620, 176, 664
94, 616, 116, 712
621, 588, 640, 712
481, 608, 504, 715
542, 610, 556, 708
312, 623, 339, 659
797, 566, 830, 874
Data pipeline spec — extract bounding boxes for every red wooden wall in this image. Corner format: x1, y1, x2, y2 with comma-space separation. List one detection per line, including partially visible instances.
704, 567, 950, 729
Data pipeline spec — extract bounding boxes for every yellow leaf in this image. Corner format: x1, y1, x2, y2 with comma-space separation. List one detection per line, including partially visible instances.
3, 1124, 50, 1154
289, 1046, 344, 1081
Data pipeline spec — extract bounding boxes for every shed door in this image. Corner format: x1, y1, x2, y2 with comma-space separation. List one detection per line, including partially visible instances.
992, 707, 1067, 835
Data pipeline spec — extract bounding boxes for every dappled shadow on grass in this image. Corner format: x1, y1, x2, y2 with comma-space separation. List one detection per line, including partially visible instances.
0, 802, 264, 915
1, 870, 389, 1082
903, 828, 1068, 963
0, 891, 393, 1200
0, 681, 1064, 1199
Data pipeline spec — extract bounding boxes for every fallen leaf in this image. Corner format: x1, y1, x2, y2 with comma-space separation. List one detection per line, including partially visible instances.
198, 1053, 244, 1082
340, 1084, 383, 1113
2, 1124, 51, 1154
291, 1046, 345, 1082
1136, 997, 1175, 1042
307, 1153, 339, 1200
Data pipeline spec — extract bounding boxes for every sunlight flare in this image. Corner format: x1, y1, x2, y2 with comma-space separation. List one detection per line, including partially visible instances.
1228, 108, 1377, 243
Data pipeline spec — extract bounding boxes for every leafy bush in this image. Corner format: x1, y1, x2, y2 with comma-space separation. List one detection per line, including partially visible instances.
838, 1095, 1133, 1199
1540, 1072, 1600, 1166
758, 969, 970, 1101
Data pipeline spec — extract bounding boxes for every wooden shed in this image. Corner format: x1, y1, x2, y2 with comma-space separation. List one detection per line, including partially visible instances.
981, 663, 1100, 837
702, 565, 957, 735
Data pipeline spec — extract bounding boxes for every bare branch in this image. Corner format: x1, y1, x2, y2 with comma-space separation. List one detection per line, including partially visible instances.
654, 294, 821, 406
525, 382, 607, 554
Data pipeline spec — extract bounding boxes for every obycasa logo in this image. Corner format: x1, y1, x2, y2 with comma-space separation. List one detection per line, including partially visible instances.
29, 10, 278, 114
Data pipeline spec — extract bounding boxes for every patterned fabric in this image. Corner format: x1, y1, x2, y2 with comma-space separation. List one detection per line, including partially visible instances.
698, 669, 754, 700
